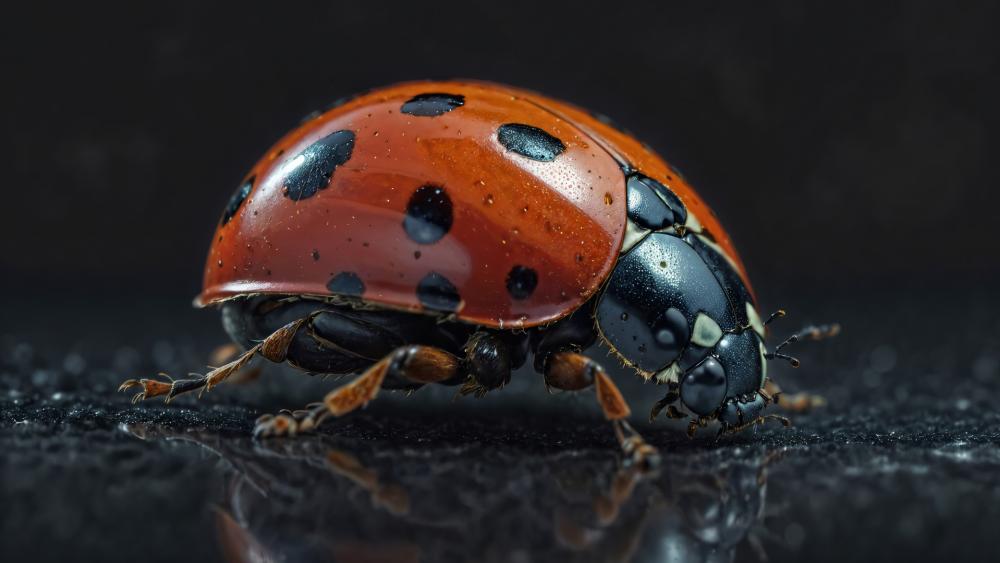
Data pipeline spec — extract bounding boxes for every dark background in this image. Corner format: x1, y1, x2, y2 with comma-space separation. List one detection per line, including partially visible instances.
3, 3, 1000, 563
2, 1, 997, 304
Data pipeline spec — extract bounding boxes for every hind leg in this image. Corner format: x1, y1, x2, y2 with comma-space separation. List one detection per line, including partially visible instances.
119, 315, 313, 403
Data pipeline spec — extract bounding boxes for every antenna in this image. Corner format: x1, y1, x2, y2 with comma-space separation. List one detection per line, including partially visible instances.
764, 313, 841, 368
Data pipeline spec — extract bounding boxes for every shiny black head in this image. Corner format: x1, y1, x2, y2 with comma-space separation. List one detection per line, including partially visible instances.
596, 173, 770, 422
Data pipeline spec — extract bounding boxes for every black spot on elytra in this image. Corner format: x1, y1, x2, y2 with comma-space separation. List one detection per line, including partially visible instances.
325, 90, 370, 113
497, 123, 565, 162
505, 265, 538, 300
282, 130, 355, 201
221, 176, 254, 226
327, 272, 365, 297
300, 90, 372, 123
592, 111, 633, 136
403, 185, 453, 244
401, 93, 465, 117
416, 272, 461, 312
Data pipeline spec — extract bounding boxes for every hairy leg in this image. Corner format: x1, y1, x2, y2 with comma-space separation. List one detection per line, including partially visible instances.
544, 351, 659, 469
254, 345, 461, 437
764, 379, 827, 413
120, 315, 312, 403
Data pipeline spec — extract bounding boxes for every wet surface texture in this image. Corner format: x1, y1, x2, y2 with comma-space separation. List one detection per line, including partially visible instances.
2, 289, 1000, 562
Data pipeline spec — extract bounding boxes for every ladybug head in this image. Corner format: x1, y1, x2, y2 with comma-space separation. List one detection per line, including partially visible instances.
682, 314, 841, 425
595, 232, 770, 421
676, 327, 767, 420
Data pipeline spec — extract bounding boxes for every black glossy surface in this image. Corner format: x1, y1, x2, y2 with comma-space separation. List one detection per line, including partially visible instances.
281, 130, 355, 201
326, 271, 366, 297
505, 265, 539, 300
415, 271, 462, 313
400, 93, 465, 117
597, 233, 736, 372
685, 233, 755, 327
680, 357, 727, 416
3, 288, 999, 562
403, 185, 454, 245
715, 330, 765, 398
626, 175, 676, 230
220, 177, 254, 226
496, 123, 566, 162
627, 174, 687, 228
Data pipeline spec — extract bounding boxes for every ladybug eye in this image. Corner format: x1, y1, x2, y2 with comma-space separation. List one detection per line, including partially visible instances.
680, 357, 727, 416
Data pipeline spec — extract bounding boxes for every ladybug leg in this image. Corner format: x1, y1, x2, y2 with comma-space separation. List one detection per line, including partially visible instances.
324, 449, 410, 516
119, 316, 312, 403
254, 345, 461, 438
458, 332, 513, 398
763, 378, 827, 413
720, 413, 791, 436
555, 463, 655, 550
648, 382, 682, 422
544, 352, 660, 470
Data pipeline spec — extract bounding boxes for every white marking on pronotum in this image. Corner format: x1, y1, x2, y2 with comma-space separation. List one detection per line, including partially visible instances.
691, 313, 723, 348
747, 302, 766, 338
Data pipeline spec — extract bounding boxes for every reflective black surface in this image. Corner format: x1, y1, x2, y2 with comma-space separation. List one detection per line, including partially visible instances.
3, 288, 1000, 562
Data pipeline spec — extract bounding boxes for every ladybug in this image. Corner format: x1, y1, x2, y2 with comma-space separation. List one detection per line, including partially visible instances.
120, 81, 837, 466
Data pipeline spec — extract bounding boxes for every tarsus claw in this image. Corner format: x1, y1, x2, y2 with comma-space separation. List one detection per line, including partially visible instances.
117, 378, 172, 403
118, 379, 140, 392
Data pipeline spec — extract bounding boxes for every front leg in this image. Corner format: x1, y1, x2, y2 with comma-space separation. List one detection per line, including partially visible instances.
544, 352, 660, 469
764, 378, 827, 412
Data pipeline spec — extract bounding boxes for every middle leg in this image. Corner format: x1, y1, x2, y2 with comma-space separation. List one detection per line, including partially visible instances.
254, 344, 462, 437
255, 330, 517, 437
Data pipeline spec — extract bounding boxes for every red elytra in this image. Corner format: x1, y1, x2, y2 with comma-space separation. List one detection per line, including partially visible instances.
198, 80, 750, 328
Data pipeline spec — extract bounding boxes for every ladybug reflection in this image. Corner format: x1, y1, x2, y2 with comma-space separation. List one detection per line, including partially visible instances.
123, 424, 785, 563
120, 81, 837, 464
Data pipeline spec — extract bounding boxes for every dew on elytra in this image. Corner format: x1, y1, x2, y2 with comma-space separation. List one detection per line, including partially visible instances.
604, 192, 614, 205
